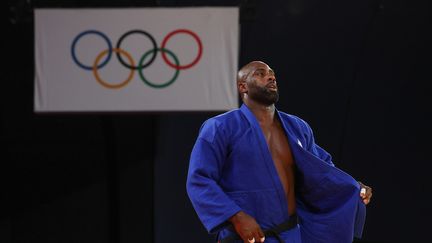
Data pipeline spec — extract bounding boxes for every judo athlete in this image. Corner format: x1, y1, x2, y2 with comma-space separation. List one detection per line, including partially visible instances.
186, 61, 373, 243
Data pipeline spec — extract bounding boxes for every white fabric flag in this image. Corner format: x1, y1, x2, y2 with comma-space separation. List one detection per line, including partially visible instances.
34, 8, 239, 112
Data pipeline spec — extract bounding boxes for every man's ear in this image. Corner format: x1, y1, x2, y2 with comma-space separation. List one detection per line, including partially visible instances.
238, 81, 247, 94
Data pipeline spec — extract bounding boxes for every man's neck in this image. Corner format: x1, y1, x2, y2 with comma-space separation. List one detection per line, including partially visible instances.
244, 99, 276, 126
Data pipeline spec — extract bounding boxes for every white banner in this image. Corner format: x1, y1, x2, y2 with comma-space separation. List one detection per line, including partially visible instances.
34, 8, 239, 112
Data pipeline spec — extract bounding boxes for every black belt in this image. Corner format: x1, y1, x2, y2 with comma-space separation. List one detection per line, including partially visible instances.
218, 215, 299, 243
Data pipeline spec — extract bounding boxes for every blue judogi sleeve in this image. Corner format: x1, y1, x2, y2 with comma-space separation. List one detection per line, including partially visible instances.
186, 119, 242, 233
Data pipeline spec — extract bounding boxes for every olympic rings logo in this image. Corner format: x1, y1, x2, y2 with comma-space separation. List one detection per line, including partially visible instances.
71, 29, 203, 89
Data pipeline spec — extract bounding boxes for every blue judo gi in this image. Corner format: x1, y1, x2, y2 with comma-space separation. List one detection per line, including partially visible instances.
186, 104, 366, 243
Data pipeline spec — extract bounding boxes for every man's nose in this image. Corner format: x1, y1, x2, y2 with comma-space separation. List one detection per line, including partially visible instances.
267, 74, 276, 82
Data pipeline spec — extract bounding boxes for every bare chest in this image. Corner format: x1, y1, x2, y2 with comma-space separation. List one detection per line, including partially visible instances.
260, 123, 295, 168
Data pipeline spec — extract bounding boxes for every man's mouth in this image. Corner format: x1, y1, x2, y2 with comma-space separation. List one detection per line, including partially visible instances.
266, 83, 277, 90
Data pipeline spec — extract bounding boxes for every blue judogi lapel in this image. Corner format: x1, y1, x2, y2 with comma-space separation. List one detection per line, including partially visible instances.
239, 104, 291, 220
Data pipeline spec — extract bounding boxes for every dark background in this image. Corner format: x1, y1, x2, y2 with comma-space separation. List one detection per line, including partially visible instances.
2, 0, 431, 242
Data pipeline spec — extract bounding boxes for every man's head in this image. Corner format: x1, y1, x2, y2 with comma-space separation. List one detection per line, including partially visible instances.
237, 61, 279, 106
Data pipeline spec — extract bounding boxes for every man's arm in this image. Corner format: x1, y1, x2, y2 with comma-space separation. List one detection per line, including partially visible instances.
187, 119, 248, 234
187, 120, 267, 242
186, 135, 241, 233
301, 119, 334, 166
301, 119, 373, 205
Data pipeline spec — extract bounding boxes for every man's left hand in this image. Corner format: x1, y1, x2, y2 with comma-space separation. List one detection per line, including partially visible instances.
358, 181, 372, 205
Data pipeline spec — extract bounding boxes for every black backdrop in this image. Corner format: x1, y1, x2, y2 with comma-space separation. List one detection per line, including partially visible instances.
2, 0, 431, 242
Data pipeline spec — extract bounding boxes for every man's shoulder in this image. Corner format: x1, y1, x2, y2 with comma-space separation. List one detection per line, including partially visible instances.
278, 110, 304, 123
277, 110, 311, 131
204, 109, 241, 126
198, 109, 244, 140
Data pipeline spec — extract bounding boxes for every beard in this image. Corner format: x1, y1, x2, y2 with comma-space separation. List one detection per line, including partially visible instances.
248, 82, 279, 106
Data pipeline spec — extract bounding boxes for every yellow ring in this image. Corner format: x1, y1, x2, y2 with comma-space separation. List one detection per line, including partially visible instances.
93, 48, 135, 89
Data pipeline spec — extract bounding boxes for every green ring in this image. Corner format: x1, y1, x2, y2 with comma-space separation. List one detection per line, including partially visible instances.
138, 48, 180, 88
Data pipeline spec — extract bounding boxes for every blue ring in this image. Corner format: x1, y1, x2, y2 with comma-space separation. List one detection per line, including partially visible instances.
71, 30, 112, 70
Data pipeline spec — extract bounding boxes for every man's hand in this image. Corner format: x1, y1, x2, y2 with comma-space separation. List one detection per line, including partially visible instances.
229, 211, 265, 243
358, 181, 373, 205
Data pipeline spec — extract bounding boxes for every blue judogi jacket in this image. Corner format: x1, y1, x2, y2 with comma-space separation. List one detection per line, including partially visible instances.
186, 104, 366, 243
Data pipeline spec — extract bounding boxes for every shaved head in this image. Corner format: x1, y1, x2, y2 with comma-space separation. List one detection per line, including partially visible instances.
237, 61, 269, 84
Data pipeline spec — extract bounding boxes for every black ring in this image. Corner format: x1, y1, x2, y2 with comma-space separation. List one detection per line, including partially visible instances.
115, 30, 157, 70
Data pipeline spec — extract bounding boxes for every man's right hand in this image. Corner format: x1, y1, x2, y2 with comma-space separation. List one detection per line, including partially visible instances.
229, 211, 265, 243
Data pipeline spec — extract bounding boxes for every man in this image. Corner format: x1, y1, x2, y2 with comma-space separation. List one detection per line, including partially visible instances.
186, 61, 372, 243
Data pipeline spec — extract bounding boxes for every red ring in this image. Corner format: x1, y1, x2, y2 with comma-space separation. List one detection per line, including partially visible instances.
161, 29, 203, 70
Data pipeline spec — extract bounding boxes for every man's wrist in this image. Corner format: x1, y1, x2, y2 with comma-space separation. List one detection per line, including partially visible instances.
229, 211, 245, 223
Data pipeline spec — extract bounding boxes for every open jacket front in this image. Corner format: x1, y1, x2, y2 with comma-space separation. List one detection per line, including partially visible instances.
187, 104, 366, 243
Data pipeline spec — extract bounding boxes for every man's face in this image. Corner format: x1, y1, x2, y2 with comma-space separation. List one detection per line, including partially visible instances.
246, 63, 279, 105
